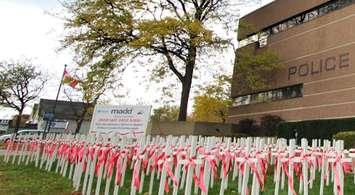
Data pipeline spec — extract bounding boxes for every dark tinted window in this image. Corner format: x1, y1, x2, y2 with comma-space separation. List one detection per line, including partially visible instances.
234, 84, 303, 106
239, 0, 355, 47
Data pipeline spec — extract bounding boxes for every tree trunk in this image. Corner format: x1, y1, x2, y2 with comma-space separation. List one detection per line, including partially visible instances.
178, 44, 196, 121
178, 79, 192, 121
178, 63, 195, 121
74, 106, 89, 134
14, 109, 23, 133
75, 119, 84, 134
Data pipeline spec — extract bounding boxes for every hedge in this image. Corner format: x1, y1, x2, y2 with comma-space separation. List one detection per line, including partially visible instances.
276, 117, 355, 141
333, 131, 355, 149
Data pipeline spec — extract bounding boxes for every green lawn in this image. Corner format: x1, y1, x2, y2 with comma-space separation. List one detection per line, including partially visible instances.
116, 168, 355, 195
0, 158, 354, 195
0, 160, 74, 195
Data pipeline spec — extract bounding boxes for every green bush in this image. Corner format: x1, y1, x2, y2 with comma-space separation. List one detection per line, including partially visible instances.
260, 115, 284, 136
276, 117, 355, 141
238, 118, 260, 136
333, 131, 355, 149
233, 133, 249, 138
236, 115, 284, 136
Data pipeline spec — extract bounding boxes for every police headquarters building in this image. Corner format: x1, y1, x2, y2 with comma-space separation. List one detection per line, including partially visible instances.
229, 0, 355, 123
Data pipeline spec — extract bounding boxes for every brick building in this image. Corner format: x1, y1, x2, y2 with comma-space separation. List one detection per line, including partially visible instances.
229, 0, 355, 123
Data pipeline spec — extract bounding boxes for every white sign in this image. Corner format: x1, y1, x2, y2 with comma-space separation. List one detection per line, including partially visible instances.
50, 120, 68, 129
89, 105, 151, 135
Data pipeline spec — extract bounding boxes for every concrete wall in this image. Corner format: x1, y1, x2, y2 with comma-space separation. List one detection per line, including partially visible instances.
194, 122, 235, 136
230, 3, 355, 123
150, 121, 195, 136
149, 121, 237, 136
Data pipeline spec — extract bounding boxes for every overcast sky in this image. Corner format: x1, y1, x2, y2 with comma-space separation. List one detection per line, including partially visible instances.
0, 0, 273, 119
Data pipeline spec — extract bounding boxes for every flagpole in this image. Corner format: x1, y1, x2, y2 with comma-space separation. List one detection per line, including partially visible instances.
46, 64, 67, 135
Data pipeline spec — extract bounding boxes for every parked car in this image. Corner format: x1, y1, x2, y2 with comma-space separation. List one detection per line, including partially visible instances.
0, 129, 7, 135
0, 129, 44, 143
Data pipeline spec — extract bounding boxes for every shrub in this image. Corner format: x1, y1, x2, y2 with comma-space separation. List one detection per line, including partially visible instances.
260, 115, 284, 136
276, 117, 355, 141
233, 133, 249, 138
333, 131, 355, 149
238, 118, 260, 136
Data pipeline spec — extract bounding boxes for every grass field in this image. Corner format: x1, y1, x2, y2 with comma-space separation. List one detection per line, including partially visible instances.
115, 167, 355, 195
0, 160, 73, 195
0, 158, 354, 195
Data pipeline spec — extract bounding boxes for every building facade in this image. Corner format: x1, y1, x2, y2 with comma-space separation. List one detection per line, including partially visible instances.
34, 99, 92, 134
0, 119, 10, 133
229, 0, 355, 123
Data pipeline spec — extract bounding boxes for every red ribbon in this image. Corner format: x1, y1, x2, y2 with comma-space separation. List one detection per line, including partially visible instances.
95, 147, 111, 176
281, 157, 297, 195
193, 165, 207, 193
106, 150, 119, 179
162, 159, 179, 193
132, 159, 141, 189
115, 153, 124, 185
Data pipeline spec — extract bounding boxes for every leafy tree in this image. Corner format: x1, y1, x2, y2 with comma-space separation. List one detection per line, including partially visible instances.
64, 66, 117, 134
193, 95, 230, 123
232, 20, 283, 95
151, 105, 179, 122
0, 60, 46, 132
232, 46, 281, 95
61, 0, 244, 121
193, 75, 231, 123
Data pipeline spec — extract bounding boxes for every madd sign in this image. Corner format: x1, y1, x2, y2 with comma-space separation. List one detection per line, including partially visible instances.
89, 105, 151, 135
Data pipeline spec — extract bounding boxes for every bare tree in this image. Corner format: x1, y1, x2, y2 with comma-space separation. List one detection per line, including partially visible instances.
0, 60, 47, 133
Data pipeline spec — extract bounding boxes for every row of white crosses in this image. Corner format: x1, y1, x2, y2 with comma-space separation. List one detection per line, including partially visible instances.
3, 133, 355, 195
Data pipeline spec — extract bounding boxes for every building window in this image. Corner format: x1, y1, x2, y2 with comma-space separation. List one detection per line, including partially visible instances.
233, 84, 303, 106
239, 0, 355, 48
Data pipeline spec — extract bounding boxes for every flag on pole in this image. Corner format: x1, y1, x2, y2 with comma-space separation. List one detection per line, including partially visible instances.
63, 70, 79, 88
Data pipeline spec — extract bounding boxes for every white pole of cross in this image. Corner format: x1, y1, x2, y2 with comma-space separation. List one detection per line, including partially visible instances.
130, 136, 145, 195
301, 138, 309, 195
320, 139, 330, 195
85, 135, 99, 195
287, 139, 296, 195
201, 137, 212, 195
104, 135, 119, 195
95, 135, 110, 195
251, 138, 260, 195
184, 136, 198, 195
219, 137, 231, 195
158, 136, 172, 195
274, 139, 285, 195
309, 139, 317, 189
237, 138, 245, 194
139, 135, 150, 193
81, 135, 94, 194
173, 136, 187, 195
241, 137, 252, 195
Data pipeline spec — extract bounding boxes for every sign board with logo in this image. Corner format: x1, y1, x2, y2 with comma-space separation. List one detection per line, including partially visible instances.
89, 105, 151, 135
